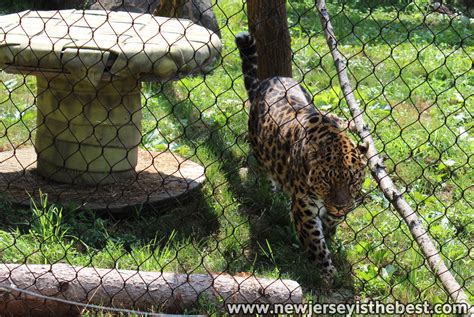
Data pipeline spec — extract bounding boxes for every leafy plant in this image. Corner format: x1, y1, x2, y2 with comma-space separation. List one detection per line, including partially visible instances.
29, 193, 70, 243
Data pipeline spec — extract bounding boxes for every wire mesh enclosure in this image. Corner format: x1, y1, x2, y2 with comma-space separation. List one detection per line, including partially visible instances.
0, 0, 472, 315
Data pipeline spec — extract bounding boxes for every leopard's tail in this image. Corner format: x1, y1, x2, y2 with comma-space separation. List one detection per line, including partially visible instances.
235, 32, 259, 102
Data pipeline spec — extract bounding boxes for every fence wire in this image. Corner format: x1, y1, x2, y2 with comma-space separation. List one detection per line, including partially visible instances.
0, 0, 472, 315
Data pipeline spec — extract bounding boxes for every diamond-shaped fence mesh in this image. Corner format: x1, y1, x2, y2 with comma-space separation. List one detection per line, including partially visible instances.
0, 0, 472, 315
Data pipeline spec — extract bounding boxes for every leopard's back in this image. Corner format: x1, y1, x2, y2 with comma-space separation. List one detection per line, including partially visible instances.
248, 76, 317, 193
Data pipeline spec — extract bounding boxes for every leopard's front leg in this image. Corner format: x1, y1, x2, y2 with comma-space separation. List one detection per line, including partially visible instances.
291, 197, 336, 284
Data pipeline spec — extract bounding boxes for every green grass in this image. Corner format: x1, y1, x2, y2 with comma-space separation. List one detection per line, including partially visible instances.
0, 0, 472, 314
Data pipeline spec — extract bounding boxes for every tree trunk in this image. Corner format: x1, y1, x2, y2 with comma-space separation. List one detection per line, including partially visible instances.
247, 0, 292, 80
0, 263, 302, 316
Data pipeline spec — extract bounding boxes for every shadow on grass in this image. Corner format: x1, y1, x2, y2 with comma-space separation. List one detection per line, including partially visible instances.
0, 191, 219, 254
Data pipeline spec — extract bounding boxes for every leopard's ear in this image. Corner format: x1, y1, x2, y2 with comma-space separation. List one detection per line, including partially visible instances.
357, 140, 369, 155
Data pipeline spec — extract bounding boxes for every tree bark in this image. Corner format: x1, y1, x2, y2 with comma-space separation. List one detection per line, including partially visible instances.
0, 263, 302, 316
315, 1, 473, 315
247, 0, 292, 80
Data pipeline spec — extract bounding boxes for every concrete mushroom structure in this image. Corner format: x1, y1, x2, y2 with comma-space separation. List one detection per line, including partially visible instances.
0, 10, 221, 186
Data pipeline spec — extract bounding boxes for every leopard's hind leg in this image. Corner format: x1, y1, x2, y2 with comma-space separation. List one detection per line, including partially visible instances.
269, 176, 281, 192
291, 196, 336, 284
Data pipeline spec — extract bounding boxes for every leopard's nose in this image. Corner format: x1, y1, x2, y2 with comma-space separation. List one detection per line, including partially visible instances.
327, 206, 346, 217
334, 202, 356, 214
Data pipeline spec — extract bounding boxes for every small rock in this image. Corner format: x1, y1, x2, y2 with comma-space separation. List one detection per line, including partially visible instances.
239, 167, 249, 180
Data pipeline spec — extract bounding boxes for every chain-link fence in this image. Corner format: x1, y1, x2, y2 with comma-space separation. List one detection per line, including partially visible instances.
0, 0, 472, 315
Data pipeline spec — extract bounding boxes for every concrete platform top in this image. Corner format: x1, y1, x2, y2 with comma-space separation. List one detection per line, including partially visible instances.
0, 10, 222, 84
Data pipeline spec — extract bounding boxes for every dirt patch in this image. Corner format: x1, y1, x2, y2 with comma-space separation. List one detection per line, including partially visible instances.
438, 183, 455, 202
393, 101, 433, 126
0, 147, 205, 212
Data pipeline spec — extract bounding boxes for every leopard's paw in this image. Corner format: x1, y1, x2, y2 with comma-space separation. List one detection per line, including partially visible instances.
321, 265, 337, 287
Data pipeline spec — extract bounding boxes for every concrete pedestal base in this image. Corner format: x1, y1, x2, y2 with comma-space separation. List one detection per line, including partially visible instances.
35, 76, 142, 185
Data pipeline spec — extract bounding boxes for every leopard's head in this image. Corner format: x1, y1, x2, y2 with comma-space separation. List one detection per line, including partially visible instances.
307, 126, 368, 217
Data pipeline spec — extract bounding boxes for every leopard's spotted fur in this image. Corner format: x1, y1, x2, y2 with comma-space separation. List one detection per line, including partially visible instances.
236, 32, 367, 283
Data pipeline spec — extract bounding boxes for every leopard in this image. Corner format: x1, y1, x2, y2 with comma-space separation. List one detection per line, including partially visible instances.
235, 31, 368, 284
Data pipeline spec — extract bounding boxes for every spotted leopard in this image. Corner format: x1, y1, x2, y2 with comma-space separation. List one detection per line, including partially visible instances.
235, 32, 367, 283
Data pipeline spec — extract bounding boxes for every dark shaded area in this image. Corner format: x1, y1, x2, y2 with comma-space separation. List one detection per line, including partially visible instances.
0, 191, 220, 259
0, 1, 85, 14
